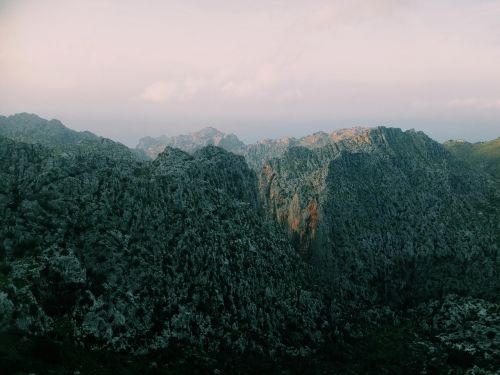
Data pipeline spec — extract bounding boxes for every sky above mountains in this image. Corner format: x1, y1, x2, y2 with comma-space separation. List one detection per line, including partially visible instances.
1, 0, 499, 146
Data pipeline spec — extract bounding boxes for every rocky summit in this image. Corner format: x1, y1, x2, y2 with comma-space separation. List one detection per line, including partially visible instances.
0, 114, 499, 374
137, 126, 246, 159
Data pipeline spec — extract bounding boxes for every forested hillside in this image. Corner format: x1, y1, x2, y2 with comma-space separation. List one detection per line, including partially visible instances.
444, 138, 500, 180
0, 115, 498, 373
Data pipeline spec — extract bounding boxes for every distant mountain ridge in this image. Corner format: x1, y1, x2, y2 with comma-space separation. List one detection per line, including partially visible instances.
137, 127, 500, 175
136, 126, 377, 169
137, 126, 245, 159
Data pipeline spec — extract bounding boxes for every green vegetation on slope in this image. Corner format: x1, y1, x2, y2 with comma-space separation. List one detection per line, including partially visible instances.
0, 113, 98, 145
444, 138, 500, 180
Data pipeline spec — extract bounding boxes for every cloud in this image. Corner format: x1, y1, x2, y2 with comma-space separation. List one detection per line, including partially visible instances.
176, 77, 204, 102
221, 63, 279, 97
447, 98, 500, 110
139, 77, 204, 103
140, 81, 176, 103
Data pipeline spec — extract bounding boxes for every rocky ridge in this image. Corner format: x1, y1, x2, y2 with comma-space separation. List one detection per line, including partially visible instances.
135, 126, 371, 169
137, 127, 245, 159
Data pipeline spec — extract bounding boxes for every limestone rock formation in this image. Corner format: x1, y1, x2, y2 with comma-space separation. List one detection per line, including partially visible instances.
137, 127, 245, 159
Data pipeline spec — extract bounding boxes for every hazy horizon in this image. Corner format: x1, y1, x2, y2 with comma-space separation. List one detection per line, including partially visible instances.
1, 0, 499, 146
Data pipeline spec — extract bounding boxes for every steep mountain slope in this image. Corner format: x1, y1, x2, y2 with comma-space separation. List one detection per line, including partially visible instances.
0, 136, 324, 358
137, 127, 245, 159
444, 138, 500, 180
0, 113, 98, 145
259, 128, 499, 307
0, 113, 146, 160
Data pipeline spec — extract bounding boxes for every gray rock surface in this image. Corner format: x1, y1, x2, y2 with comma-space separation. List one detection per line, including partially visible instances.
137, 127, 245, 159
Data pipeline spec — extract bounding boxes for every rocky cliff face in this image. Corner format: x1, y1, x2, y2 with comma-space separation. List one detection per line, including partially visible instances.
259, 127, 499, 307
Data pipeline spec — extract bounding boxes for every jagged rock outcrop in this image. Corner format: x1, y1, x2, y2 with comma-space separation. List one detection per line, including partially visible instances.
137, 127, 245, 159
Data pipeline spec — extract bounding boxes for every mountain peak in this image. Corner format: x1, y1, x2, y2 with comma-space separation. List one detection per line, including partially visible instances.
0, 113, 99, 146
136, 127, 245, 159
196, 126, 222, 136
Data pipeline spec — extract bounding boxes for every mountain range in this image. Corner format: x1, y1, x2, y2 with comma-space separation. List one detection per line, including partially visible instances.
0, 113, 499, 374
137, 126, 500, 178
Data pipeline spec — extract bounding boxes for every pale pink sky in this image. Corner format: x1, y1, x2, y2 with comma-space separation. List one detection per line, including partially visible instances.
1, 0, 499, 145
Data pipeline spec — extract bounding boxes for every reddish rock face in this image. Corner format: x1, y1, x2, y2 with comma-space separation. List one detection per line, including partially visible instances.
287, 193, 301, 232
306, 198, 319, 238
260, 163, 321, 258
